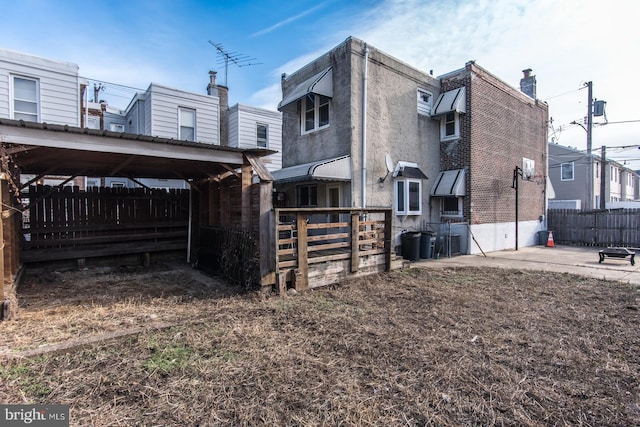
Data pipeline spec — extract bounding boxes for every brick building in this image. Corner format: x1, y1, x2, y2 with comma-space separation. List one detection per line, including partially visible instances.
434, 62, 549, 251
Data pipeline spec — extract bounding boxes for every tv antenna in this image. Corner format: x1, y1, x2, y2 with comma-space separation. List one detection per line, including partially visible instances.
208, 41, 262, 87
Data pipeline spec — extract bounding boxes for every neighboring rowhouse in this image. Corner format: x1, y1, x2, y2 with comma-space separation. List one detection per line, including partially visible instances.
0, 48, 282, 188
0, 47, 277, 311
274, 36, 549, 255
548, 142, 638, 209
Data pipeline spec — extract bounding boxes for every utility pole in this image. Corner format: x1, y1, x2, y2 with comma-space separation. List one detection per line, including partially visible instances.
586, 81, 593, 210
600, 146, 607, 209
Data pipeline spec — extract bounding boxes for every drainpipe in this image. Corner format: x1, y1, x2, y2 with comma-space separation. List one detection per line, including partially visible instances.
187, 186, 192, 263
361, 44, 369, 208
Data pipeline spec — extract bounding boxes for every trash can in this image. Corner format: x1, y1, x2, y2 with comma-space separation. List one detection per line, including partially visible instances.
401, 231, 421, 261
538, 230, 550, 246
420, 232, 437, 259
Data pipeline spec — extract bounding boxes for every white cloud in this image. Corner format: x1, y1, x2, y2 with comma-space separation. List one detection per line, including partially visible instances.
266, 0, 640, 168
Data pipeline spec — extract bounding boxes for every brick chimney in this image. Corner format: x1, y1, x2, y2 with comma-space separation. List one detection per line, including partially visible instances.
520, 68, 536, 99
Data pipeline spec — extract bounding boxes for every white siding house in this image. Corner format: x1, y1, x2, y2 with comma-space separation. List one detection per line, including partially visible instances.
0, 48, 80, 126
228, 103, 282, 171
125, 83, 220, 145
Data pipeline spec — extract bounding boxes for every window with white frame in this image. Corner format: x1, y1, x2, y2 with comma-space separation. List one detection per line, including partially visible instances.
440, 111, 459, 140
441, 197, 463, 217
110, 123, 125, 132
395, 178, 422, 215
297, 184, 317, 207
561, 162, 574, 181
301, 93, 329, 134
12, 76, 39, 122
256, 123, 268, 148
179, 107, 196, 141
417, 89, 432, 115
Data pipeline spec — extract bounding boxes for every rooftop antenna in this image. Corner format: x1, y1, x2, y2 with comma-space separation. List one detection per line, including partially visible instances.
208, 41, 262, 87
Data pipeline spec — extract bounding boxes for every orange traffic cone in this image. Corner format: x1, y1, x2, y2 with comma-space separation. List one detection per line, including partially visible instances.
546, 231, 555, 248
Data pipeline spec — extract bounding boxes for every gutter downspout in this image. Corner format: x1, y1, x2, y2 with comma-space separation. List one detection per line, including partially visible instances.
361, 44, 369, 208
187, 186, 192, 263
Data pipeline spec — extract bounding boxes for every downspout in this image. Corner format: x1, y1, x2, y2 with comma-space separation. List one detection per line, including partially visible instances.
84, 84, 88, 128
361, 44, 369, 208
187, 185, 192, 263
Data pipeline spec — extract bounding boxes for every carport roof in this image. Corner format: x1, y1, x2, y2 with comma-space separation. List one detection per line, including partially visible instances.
0, 119, 274, 181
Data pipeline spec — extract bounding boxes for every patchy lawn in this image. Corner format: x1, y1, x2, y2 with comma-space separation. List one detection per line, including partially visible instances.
1, 265, 639, 426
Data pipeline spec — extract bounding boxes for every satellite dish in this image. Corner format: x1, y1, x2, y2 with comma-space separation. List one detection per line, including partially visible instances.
385, 153, 394, 173
380, 154, 395, 183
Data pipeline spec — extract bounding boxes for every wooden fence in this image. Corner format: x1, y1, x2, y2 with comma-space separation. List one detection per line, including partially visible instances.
275, 208, 392, 292
21, 185, 190, 263
548, 209, 640, 247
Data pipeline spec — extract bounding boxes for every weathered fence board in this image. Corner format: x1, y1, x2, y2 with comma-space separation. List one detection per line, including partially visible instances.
274, 208, 392, 292
548, 209, 640, 247
21, 185, 190, 262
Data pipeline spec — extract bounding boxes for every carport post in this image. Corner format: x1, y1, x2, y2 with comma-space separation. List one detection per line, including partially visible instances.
0, 174, 3, 302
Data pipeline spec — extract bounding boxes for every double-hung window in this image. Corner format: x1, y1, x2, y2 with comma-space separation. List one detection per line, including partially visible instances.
440, 112, 459, 140
395, 179, 422, 215
297, 184, 317, 207
301, 93, 329, 134
179, 107, 196, 141
561, 162, 574, 181
256, 123, 268, 148
12, 76, 39, 122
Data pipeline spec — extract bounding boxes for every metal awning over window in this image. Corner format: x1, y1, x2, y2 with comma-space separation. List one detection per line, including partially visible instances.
432, 87, 466, 116
278, 67, 333, 110
272, 155, 350, 184
431, 169, 465, 196
393, 161, 428, 179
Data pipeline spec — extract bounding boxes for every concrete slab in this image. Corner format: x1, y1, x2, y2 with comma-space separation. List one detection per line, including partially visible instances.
413, 245, 640, 286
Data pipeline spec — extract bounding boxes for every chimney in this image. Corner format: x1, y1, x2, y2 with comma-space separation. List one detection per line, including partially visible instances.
207, 70, 229, 146
207, 71, 218, 96
520, 68, 536, 99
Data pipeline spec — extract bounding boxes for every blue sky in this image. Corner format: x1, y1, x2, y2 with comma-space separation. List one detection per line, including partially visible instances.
2, 0, 640, 168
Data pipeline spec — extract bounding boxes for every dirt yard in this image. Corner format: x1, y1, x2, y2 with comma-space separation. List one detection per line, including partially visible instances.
1, 263, 639, 426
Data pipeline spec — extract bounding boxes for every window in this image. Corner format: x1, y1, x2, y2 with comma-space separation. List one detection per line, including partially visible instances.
441, 197, 463, 217
12, 76, 39, 122
179, 108, 196, 141
561, 162, 574, 181
86, 116, 100, 130
110, 123, 125, 132
301, 94, 329, 134
440, 112, 459, 140
256, 123, 268, 148
417, 89, 432, 115
395, 178, 422, 215
297, 184, 317, 207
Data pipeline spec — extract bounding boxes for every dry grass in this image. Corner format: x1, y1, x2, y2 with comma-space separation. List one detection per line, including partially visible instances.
1, 264, 640, 426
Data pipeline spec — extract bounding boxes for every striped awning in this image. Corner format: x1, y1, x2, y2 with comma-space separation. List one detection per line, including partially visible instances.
432, 87, 466, 116
278, 68, 333, 110
431, 169, 465, 196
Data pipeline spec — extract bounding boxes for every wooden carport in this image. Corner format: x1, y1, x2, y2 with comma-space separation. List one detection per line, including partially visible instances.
0, 118, 275, 319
